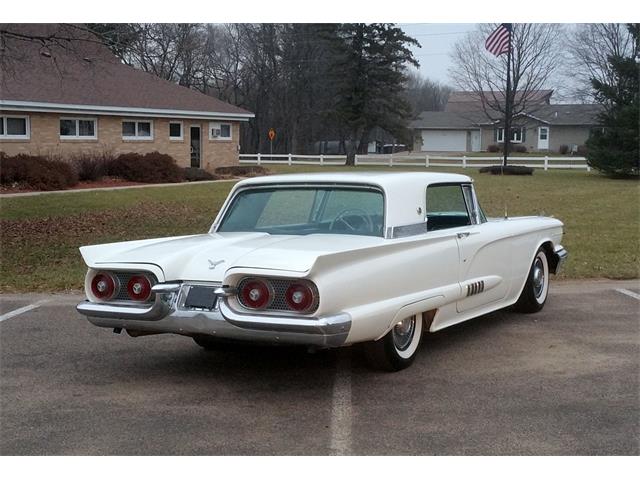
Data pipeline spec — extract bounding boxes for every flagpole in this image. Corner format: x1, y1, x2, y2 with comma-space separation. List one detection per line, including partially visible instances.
503, 24, 512, 168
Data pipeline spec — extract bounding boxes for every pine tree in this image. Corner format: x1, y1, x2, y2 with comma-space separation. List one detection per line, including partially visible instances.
586, 24, 639, 178
326, 24, 419, 165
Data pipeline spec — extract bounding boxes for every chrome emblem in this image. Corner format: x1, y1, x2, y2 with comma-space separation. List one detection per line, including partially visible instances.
208, 259, 225, 270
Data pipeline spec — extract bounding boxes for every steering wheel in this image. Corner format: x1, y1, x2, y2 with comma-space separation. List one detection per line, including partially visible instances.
329, 208, 374, 234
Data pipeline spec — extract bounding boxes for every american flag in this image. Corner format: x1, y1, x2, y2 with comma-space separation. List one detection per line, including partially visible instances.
485, 23, 512, 56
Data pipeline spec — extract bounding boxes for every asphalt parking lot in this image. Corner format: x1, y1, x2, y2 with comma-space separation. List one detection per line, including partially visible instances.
1, 280, 638, 455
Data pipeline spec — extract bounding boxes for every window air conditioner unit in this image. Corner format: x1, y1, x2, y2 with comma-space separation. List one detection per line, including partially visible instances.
212, 128, 221, 137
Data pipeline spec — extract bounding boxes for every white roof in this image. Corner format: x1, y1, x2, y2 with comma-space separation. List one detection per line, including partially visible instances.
238, 171, 470, 187
232, 172, 474, 229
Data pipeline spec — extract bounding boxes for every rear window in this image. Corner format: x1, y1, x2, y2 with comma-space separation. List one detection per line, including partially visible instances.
218, 186, 385, 237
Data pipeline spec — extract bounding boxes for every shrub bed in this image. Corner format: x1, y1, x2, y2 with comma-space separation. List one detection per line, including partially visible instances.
214, 165, 270, 177
0, 153, 79, 191
70, 152, 114, 181
184, 167, 219, 182
1, 151, 261, 191
107, 152, 184, 183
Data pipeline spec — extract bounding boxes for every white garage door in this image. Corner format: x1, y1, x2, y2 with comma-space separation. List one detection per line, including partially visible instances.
421, 130, 467, 152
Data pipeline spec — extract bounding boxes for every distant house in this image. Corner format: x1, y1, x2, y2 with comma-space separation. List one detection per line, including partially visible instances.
313, 127, 402, 155
411, 90, 603, 153
0, 24, 254, 171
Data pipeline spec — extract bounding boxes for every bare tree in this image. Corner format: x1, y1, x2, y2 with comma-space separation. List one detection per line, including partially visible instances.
449, 23, 564, 121
566, 23, 635, 102
404, 71, 451, 114
107, 24, 208, 85
1, 23, 113, 79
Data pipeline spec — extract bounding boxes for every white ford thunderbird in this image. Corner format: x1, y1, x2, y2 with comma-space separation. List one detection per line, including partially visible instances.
77, 172, 567, 370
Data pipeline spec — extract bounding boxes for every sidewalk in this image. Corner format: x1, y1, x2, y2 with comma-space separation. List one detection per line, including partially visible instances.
0, 178, 239, 198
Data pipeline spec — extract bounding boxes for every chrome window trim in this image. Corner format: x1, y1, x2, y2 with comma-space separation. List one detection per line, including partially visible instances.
461, 184, 482, 225
388, 221, 428, 239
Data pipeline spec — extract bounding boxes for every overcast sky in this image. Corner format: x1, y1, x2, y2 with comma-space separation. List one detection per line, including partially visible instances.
400, 23, 478, 86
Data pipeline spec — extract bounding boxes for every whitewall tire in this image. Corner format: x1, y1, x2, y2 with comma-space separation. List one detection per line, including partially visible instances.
363, 314, 424, 371
514, 248, 550, 313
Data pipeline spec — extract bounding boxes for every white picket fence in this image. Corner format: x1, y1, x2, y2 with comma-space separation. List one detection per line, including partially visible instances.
239, 153, 347, 166
239, 153, 590, 171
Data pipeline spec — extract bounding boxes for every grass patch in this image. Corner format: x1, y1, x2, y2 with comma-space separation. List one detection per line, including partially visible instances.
1, 167, 638, 292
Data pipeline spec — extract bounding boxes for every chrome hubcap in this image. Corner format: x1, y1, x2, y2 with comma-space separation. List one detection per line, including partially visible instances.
533, 258, 545, 298
392, 316, 416, 351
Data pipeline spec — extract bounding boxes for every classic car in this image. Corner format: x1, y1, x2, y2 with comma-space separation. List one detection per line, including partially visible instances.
76, 172, 567, 371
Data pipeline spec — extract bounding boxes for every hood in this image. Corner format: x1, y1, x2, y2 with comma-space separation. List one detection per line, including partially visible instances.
80, 232, 385, 282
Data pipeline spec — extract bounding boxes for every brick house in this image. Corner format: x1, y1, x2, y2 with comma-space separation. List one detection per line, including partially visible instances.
411, 90, 603, 153
0, 24, 253, 171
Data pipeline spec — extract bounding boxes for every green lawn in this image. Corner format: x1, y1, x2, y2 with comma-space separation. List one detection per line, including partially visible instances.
1, 167, 638, 292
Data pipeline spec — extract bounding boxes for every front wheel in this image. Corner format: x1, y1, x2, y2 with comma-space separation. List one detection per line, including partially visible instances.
363, 314, 424, 371
514, 248, 550, 313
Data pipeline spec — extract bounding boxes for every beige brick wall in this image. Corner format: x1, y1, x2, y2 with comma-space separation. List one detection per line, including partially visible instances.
0, 111, 241, 171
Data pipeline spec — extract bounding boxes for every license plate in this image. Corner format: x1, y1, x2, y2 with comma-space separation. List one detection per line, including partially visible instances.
184, 286, 217, 310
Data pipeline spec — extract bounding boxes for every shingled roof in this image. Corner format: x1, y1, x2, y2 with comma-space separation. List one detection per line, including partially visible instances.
0, 24, 253, 120
412, 102, 603, 129
524, 104, 604, 125
445, 90, 553, 113
409, 111, 486, 129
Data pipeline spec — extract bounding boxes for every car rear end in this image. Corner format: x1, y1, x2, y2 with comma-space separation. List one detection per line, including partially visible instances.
77, 268, 351, 348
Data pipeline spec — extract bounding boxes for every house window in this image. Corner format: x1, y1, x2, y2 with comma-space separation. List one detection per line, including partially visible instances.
122, 120, 153, 140
496, 127, 525, 144
538, 127, 548, 140
59, 118, 97, 139
0, 115, 30, 139
209, 122, 232, 140
169, 121, 183, 140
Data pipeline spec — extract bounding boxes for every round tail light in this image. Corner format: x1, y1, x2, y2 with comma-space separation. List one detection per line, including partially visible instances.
91, 273, 116, 300
285, 283, 315, 312
239, 279, 272, 310
127, 275, 152, 302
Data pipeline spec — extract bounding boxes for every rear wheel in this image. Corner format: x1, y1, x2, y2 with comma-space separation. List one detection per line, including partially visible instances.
363, 314, 424, 371
514, 248, 549, 313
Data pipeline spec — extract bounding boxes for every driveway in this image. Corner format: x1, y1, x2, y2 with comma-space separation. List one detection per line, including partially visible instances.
1, 280, 638, 455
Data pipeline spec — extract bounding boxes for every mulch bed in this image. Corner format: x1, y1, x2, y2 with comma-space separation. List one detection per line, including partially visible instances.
1, 177, 144, 194
479, 165, 535, 175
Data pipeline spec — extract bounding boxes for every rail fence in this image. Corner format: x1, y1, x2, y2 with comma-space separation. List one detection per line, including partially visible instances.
239, 153, 347, 166
239, 153, 590, 171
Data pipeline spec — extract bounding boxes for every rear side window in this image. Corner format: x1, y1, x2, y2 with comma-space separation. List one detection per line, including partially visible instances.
426, 184, 471, 231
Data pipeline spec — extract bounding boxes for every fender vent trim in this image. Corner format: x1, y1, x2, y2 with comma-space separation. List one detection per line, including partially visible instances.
466, 280, 485, 297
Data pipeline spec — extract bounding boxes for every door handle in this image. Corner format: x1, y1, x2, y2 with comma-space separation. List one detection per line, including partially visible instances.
456, 231, 479, 239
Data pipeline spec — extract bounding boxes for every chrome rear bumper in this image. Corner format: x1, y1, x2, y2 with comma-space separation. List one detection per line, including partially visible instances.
76, 284, 351, 348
